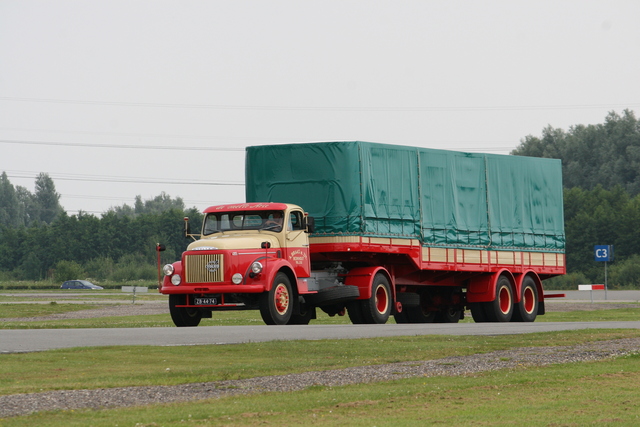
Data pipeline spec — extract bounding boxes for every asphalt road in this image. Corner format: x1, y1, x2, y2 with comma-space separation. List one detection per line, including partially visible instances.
558, 290, 640, 301
1, 290, 639, 354
2, 321, 640, 354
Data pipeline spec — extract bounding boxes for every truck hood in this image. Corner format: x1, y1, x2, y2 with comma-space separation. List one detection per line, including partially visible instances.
187, 233, 281, 251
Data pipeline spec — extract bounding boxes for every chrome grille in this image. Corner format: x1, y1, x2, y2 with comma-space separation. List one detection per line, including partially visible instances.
185, 253, 224, 283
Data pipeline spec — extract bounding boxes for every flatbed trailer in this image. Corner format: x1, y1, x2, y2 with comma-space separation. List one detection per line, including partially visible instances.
159, 141, 565, 326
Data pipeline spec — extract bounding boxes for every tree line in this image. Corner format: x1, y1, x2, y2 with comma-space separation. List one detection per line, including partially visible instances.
0, 178, 201, 282
513, 109, 640, 195
2, 109, 640, 288
0, 172, 64, 228
513, 109, 640, 289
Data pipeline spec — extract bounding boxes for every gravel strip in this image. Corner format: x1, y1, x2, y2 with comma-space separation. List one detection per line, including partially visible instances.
1, 337, 639, 418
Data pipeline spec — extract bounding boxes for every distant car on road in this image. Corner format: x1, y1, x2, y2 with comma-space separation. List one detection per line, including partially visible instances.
60, 280, 104, 290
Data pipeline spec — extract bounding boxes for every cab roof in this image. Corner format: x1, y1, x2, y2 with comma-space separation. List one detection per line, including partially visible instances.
203, 202, 290, 214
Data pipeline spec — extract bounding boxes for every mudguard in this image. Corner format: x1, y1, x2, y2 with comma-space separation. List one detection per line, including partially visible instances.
344, 266, 393, 300
466, 269, 515, 303
514, 271, 544, 303
259, 258, 298, 291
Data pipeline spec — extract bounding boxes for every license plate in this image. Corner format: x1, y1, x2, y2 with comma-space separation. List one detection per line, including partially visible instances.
194, 297, 217, 305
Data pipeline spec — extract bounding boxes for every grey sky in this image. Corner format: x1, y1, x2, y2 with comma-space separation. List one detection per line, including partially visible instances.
1, 0, 639, 215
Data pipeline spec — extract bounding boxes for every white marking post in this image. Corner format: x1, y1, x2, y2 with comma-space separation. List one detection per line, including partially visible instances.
578, 284, 605, 303
121, 286, 148, 303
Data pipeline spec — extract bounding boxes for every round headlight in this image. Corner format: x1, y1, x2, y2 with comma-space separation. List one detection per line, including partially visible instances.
163, 264, 174, 276
232, 273, 243, 284
251, 261, 263, 274
171, 274, 181, 286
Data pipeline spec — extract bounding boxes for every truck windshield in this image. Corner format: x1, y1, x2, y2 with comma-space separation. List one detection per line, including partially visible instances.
203, 210, 284, 235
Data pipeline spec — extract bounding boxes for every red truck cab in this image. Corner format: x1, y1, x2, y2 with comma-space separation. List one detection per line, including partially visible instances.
159, 203, 315, 326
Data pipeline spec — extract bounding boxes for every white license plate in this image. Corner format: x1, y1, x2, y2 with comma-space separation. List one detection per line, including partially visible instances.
194, 297, 217, 305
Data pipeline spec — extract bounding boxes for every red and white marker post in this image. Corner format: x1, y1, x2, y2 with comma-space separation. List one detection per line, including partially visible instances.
578, 284, 605, 303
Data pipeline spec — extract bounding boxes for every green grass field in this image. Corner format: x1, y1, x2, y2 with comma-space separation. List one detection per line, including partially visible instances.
1, 292, 640, 425
1, 330, 639, 426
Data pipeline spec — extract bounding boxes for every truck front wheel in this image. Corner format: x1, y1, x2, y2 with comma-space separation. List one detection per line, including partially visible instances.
259, 272, 293, 325
169, 294, 202, 327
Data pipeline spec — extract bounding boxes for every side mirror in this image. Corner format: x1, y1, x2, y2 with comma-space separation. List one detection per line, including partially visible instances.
183, 217, 191, 238
305, 216, 315, 234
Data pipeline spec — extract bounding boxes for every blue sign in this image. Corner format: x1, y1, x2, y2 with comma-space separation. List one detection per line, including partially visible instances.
594, 245, 613, 262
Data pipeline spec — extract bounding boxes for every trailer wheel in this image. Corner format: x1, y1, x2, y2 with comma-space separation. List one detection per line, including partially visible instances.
485, 275, 514, 322
346, 301, 366, 324
470, 302, 488, 323
169, 294, 202, 327
512, 277, 538, 322
394, 305, 437, 323
259, 272, 293, 325
435, 307, 461, 323
360, 273, 392, 324
393, 309, 409, 323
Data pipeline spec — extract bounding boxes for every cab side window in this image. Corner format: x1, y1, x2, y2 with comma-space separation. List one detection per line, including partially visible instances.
289, 211, 304, 231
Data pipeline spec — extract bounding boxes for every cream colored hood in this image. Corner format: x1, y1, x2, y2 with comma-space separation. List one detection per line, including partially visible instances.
187, 233, 281, 251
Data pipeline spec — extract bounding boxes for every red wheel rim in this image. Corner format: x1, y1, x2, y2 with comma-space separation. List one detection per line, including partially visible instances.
498, 285, 511, 314
375, 284, 389, 314
274, 283, 290, 315
523, 286, 535, 314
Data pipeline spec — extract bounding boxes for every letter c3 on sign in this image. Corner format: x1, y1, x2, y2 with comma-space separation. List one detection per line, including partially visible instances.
594, 245, 613, 262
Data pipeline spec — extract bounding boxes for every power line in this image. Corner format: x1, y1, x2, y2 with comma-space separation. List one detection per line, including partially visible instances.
4, 170, 244, 186
62, 194, 133, 202
1, 96, 638, 112
0, 137, 516, 152
61, 193, 225, 206
64, 209, 105, 215
0, 126, 281, 143
0, 139, 245, 151
0, 137, 516, 154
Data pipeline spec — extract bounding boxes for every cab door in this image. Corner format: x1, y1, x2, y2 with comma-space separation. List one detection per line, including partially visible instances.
283, 209, 311, 278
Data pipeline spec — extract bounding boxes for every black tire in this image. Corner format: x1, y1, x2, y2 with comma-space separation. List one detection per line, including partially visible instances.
169, 294, 202, 327
470, 302, 488, 323
435, 307, 461, 323
359, 273, 392, 324
347, 300, 366, 324
288, 306, 315, 325
259, 272, 293, 325
393, 309, 409, 323
394, 305, 437, 323
485, 275, 514, 322
512, 276, 539, 322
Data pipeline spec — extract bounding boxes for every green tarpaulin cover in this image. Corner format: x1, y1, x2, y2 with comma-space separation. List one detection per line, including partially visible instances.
245, 141, 564, 251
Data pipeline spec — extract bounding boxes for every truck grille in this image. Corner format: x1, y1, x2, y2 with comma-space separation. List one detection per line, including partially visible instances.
185, 254, 224, 283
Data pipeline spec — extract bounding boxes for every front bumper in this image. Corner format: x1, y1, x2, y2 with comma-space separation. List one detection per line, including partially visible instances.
160, 283, 266, 295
